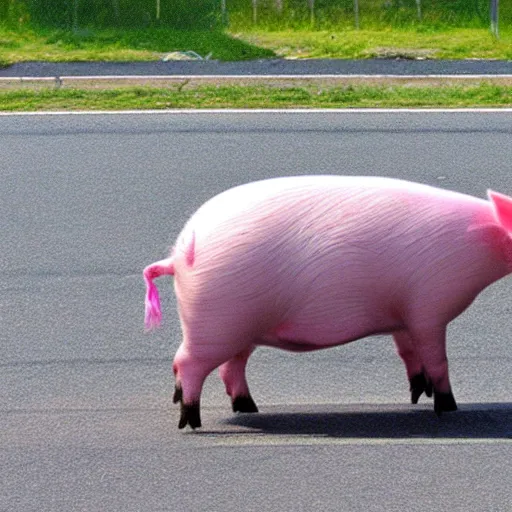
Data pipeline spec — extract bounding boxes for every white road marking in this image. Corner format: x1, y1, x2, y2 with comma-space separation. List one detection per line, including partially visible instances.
1, 108, 512, 116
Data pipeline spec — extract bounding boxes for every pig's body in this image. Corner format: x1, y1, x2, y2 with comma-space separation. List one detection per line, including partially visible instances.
144, 176, 512, 429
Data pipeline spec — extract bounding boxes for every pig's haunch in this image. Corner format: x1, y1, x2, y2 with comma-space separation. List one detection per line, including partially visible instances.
144, 176, 512, 429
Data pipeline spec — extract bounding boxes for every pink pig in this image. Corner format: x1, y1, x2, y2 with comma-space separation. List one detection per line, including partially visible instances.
143, 176, 512, 429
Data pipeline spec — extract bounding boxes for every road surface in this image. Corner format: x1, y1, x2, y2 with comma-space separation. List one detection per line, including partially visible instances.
1, 58, 511, 77
1, 111, 511, 511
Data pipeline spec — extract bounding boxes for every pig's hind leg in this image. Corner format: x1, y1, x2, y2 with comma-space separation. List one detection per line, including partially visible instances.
173, 341, 252, 429
393, 330, 433, 404
219, 345, 259, 413
172, 344, 207, 430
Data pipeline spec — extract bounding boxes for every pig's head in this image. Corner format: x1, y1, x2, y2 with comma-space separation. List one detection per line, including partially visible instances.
481, 190, 512, 270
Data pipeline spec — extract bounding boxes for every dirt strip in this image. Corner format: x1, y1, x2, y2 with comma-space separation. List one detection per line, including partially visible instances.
1, 74, 512, 90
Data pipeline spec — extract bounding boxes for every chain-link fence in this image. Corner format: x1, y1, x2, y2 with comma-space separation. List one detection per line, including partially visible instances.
0, 0, 220, 29
229, 0, 507, 33
0, 0, 508, 32
230, 0, 494, 27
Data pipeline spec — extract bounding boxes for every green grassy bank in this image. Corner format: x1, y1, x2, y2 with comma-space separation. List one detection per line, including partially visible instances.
1, 0, 511, 65
1, 25, 511, 66
237, 27, 512, 60
0, 28, 275, 66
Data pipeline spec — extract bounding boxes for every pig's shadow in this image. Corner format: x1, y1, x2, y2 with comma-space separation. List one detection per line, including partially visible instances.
221, 403, 512, 439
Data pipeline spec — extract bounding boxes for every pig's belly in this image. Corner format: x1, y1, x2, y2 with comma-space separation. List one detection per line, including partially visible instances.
258, 317, 402, 352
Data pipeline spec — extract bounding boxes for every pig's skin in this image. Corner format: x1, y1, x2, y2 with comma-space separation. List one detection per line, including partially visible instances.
144, 176, 512, 429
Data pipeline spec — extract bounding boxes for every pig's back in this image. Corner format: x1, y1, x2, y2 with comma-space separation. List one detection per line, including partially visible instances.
185, 175, 489, 263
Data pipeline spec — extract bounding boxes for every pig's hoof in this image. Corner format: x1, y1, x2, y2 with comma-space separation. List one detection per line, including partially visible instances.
173, 384, 183, 404
232, 395, 259, 413
434, 391, 458, 416
174, 384, 201, 429
425, 380, 433, 398
409, 373, 432, 404
179, 402, 201, 430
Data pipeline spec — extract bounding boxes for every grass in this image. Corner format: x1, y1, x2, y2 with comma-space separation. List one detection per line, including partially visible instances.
0, 27, 275, 66
1, 14, 511, 111
1, 83, 511, 111
1, 24, 511, 67
235, 27, 512, 60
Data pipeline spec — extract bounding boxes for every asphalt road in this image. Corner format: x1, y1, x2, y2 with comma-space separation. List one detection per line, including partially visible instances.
1, 111, 511, 511
1, 58, 512, 77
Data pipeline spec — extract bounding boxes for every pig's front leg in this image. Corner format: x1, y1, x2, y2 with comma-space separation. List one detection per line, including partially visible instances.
393, 330, 433, 404
218, 345, 259, 414
410, 324, 458, 415
409, 373, 433, 404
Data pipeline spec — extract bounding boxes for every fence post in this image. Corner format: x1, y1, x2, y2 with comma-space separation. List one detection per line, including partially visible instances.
415, 0, 422, 21
491, 0, 499, 38
73, 0, 79, 31
354, 0, 359, 29
221, 0, 227, 25
308, 0, 315, 26
112, 0, 120, 24
0, 0, 9, 23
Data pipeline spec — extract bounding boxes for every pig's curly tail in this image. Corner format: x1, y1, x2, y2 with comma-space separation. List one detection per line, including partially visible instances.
143, 256, 175, 330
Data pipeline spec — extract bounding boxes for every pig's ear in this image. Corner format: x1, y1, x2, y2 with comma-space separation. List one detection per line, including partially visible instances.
488, 190, 512, 232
